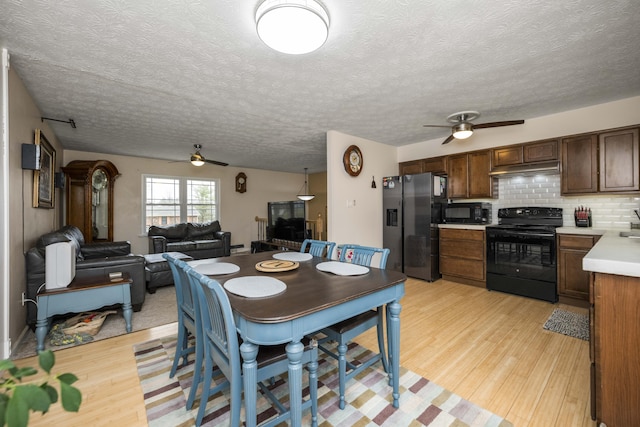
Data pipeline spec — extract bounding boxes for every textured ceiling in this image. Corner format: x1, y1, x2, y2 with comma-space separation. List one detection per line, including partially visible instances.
1, 0, 639, 173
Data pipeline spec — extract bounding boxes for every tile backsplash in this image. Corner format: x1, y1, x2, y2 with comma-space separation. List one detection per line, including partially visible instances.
489, 174, 640, 229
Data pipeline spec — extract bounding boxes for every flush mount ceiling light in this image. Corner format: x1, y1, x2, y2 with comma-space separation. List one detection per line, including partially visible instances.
297, 167, 315, 201
256, 0, 329, 55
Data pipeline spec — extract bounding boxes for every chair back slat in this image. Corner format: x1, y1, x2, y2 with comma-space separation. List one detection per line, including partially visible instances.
187, 267, 241, 377
163, 254, 196, 320
338, 244, 390, 269
301, 239, 336, 258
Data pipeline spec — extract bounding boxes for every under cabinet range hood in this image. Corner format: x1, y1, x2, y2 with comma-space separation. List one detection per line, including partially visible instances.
489, 161, 560, 177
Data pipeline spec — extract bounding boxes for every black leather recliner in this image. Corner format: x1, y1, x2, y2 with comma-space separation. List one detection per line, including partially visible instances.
25, 225, 145, 330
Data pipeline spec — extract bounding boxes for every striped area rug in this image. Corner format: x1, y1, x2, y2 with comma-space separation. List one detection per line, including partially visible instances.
134, 335, 514, 427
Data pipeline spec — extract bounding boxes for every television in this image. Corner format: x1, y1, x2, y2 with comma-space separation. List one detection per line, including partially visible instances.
267, 200, 307, 242
45, 241, 76, 290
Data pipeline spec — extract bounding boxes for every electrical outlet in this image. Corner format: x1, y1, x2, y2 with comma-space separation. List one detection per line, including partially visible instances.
21, 292, 26, 306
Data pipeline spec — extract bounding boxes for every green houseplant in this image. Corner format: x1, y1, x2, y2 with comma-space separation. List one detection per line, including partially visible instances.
0, 350, 81, 427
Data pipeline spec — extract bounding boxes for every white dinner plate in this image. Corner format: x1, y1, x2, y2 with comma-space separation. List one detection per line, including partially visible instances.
189, 262, 240, 275
315, 261, 370, 276
223, 276, 287, 298
273, 252, 313, 262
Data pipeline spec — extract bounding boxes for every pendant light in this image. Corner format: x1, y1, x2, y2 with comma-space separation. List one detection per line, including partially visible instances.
256, 0, 330, 55
297, 168, 315, 201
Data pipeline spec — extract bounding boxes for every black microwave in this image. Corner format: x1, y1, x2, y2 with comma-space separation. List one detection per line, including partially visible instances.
443, 203, 492, 224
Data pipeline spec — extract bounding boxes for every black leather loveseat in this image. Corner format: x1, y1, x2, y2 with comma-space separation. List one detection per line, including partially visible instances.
147, 220, 231, 260
25, 225, 146, 330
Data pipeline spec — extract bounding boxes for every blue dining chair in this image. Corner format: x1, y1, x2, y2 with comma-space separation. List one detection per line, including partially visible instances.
300, 239, 336, 258
163, 254, 204, 410
186, 267, 319, 427
318, 244, 391, 410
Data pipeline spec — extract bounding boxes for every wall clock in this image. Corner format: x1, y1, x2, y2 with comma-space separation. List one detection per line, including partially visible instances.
343, 145, 363, 177
235, 172, 247, 193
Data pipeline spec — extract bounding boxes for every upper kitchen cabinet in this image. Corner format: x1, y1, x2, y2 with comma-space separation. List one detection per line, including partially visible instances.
448, 150, 494, 199
493, 139, 558, 167
399, 156, 447, 175
524, 139, 559, 163
599, 128, 640, 192
561, 134, 598, 194
561, 126, 640, 195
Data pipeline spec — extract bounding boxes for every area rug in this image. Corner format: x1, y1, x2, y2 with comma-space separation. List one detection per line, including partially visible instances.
11, 286, 178, 360
134, 335, 514, 427
543, 308, 589, 341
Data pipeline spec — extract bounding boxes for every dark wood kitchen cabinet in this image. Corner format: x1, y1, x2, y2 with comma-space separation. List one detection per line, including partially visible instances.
493, 139, 558, 167
447, 150, 494, 199
557, 233, 600, 307
561, 134, 598, 194
439, 227, 485, 287
598, 128, 640, 192
591, 272, 640, 427
561, 126, 640, 195
399, 156, 447, 175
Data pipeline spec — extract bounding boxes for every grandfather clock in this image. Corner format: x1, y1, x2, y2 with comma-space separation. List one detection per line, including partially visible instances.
62, 160, 120, 242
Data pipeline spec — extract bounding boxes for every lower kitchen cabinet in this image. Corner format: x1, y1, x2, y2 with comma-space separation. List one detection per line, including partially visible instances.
439, 227, 485, 287
557, 233, 601, 307
590, 272, 640, 426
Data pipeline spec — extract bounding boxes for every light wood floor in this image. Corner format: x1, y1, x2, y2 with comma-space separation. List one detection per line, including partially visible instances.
14, 278, 595, 427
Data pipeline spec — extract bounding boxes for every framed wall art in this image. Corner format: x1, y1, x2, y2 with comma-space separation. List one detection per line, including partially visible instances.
33, 129, 55, 208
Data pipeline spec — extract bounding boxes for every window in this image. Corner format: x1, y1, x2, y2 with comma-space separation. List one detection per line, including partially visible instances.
143, 175, 219, 232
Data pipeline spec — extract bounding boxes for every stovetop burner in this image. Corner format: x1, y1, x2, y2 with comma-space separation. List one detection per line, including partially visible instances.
489, 207, 563, 228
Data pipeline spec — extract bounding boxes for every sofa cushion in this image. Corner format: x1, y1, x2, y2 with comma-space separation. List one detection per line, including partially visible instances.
166, 241, 197, 252
36, 225, 84, 261
187, 221, 221, 240
148, 223, 188, 242
193, 240, 223, 250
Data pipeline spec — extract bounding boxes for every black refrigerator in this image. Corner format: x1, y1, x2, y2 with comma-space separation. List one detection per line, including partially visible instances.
382, 173, 447, 281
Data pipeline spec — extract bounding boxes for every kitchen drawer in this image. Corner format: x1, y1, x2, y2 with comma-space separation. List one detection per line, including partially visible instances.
558, 234, 598, 250
440, 239, 484, 260
439, 228, 484, 241
440, 257, 484, 281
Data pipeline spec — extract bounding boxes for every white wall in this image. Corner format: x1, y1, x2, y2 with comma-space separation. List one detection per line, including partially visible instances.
63, 150, 304, 254
326, 131, 398, 248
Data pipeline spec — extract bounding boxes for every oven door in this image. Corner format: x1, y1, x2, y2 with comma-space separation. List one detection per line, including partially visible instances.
486, 228, 556, 283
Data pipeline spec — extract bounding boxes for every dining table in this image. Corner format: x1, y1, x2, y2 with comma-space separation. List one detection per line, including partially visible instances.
192, 251, 407, 427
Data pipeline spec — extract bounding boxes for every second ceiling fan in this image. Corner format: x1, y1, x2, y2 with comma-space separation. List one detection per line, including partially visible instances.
189, 144, 228, 166
423, 111, 524, 145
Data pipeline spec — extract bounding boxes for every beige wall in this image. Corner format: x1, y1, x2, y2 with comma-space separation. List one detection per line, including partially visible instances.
63, 150, 312, 254
326, 131, 398, 249
399, 96, 640, 160
7, 66, 64, 353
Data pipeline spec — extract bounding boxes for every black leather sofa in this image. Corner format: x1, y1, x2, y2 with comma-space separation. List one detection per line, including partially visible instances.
147, 221, 231, 260
25, 225, 146, 330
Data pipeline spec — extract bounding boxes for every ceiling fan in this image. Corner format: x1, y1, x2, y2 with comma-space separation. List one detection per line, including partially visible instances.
423, 111, 525, 145
188, 144, 228, 167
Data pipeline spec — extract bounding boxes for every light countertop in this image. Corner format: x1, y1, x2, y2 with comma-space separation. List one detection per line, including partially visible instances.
582, 229, 640, 278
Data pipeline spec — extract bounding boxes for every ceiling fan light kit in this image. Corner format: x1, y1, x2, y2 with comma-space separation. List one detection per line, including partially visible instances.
452, 122, 473, 139
188, 144, 228, 167
256, 0, 329, 55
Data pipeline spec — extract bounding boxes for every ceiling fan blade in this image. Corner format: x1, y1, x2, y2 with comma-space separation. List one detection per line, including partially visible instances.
204, 158, 229, 167
423, 124, 451, 128
441, 134, 455, 145
473, 120, 525, 129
